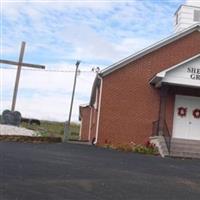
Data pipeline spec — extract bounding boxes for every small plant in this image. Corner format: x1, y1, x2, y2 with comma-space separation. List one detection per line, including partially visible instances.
116, 144, 134, 152
134, 141, 158, 155
103, 140, 158, 155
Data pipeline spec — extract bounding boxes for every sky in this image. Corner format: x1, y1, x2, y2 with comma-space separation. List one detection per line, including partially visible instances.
1, 0, 195, 122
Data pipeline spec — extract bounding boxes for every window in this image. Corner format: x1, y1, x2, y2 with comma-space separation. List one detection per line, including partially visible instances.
194, 10, 200, 22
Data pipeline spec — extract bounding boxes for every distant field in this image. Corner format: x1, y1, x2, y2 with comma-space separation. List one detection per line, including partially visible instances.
21, 121, 80, 140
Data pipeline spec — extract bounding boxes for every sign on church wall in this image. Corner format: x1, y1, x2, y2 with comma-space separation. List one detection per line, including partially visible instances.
163, 56, 200, 87
187, 67, 200, 80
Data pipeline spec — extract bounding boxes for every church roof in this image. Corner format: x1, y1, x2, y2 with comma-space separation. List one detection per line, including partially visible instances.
100, 23, 200, 77
89, 23, 200, 106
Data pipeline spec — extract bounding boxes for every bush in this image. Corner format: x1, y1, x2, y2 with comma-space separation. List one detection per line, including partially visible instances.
116, 144, 134, 152
134, 141, 158, 155
103, 140, 158, 155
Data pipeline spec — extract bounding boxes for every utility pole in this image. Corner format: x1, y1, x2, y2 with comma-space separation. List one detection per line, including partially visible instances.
63, 60, 81, 142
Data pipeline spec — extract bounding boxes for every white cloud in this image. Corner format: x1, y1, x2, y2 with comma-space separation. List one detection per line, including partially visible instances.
2, 1, 179, 62
2, 95, 84, 122
1, 66, 96, 122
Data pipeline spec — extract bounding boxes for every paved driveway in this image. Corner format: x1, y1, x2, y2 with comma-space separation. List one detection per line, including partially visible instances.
0, 142, 200, 200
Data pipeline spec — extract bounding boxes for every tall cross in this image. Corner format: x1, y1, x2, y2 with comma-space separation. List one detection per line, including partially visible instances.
0, 41, 45, 111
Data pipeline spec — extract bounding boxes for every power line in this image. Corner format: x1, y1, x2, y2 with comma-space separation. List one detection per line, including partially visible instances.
1, 66, 95, 73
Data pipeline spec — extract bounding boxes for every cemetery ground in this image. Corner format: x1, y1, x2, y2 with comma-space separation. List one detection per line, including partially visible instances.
0, 114, 80, 141
0, 142, 200, 200
21, 120, 80, 140
0, 117, 80, 143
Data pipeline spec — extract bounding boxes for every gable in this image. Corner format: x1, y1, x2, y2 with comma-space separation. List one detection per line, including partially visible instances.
90, 24, 200, 107
151, 54, 200, 88
100, 24, 200, 77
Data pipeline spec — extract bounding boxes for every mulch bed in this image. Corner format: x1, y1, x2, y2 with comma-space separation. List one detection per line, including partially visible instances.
0, 135, 62, 143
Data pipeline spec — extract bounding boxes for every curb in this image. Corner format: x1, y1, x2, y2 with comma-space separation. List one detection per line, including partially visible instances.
0, 135, 62, 143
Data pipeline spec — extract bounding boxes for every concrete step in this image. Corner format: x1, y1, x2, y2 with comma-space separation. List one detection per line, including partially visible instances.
169, 138, 200, 159
171, 138, 200, 145
170, 145, 200, 151
170, 152, 200, 159
150, 136, 169, 157
150, 137, 200, 159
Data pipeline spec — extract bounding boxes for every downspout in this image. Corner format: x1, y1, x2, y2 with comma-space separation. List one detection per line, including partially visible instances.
94, 76, 103, 144
88, 106, 93, 141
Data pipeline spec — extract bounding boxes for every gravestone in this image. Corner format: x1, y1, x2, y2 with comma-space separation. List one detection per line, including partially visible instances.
1, 110, 21, 126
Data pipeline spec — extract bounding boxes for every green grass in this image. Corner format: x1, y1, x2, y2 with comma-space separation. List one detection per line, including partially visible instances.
21, 120, 80, 140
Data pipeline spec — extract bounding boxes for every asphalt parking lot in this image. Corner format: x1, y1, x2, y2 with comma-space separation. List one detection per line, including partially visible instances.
0, 142, 200, 200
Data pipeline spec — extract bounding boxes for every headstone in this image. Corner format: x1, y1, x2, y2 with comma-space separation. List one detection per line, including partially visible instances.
1, 110, 21, 126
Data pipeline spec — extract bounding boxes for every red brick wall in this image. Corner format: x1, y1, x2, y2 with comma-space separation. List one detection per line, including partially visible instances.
97, 31, 200, 146
165, 93, 175, 135
79, 106, 91, 141
89, 107, 98, 142
79, 89, 100, 143
88, 87, 100, 143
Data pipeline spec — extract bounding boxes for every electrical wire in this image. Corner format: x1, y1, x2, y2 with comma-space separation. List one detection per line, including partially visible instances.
1, 66, 95, 73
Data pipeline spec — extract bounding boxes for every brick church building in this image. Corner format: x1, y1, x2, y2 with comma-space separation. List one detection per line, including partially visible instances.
79, 2, 200, 158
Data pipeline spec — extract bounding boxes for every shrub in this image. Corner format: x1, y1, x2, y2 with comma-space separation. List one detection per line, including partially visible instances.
115, 144, 134, 152
134, 142, 158, 155
103, 140, 158, 155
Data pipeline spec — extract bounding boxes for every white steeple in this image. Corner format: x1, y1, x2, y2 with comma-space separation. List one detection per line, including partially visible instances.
174, 0, 200, 33
186, 0, 200, 7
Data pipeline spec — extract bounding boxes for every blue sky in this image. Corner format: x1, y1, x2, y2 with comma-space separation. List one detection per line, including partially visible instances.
1, 0, 188, 121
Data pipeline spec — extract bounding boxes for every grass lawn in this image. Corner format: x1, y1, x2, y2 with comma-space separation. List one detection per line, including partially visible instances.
21, 121, 80, 140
